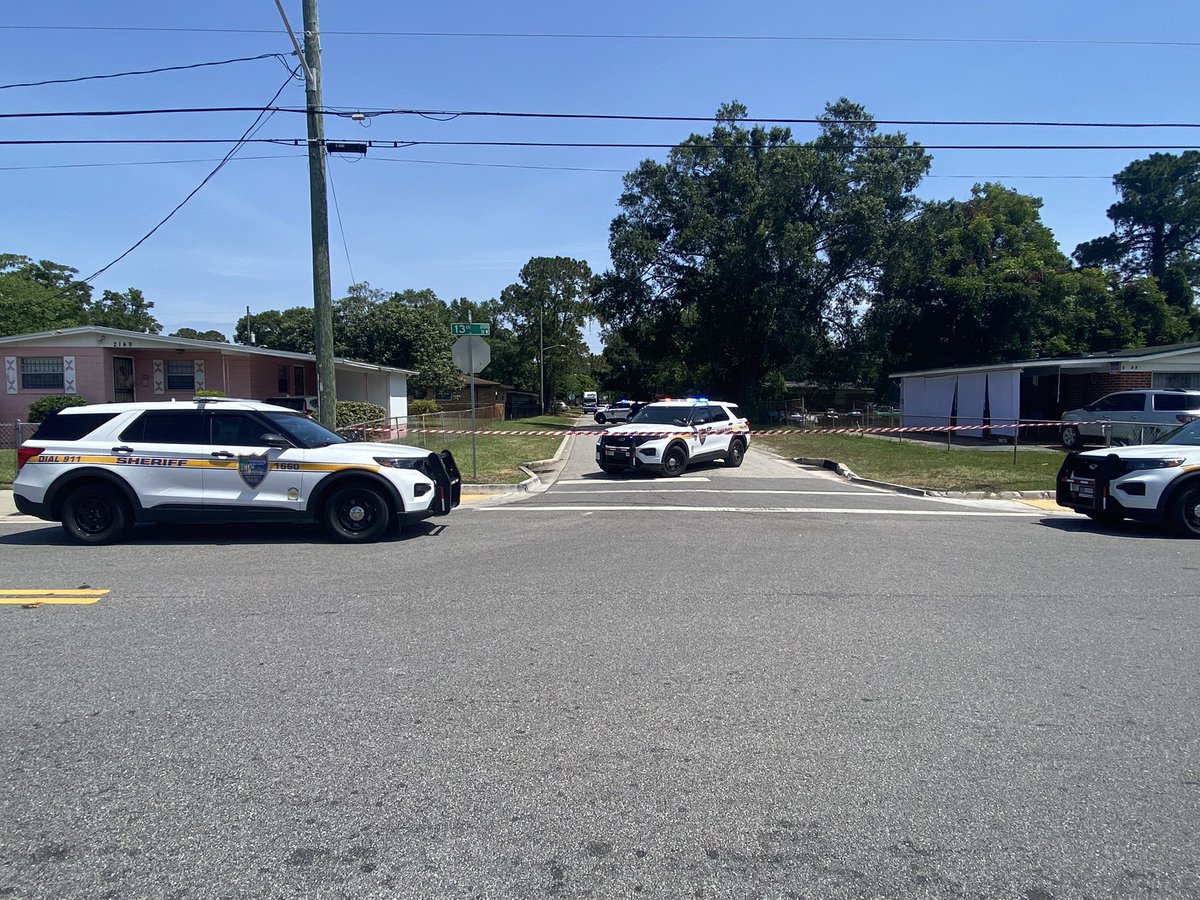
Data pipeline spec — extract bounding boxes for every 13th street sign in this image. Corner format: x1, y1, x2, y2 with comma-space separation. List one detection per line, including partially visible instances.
451, 322, 491, 336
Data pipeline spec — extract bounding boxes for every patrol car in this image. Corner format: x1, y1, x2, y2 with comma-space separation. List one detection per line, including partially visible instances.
12, 398, 461, 544
595, 398, 750, 477
1056, 418, 1200, 536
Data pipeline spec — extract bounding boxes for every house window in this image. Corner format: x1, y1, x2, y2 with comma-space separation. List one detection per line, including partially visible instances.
277, 365, 289, 393
166, 360, 195, 391
293, 366, 305, 395
21, 357, 64, 390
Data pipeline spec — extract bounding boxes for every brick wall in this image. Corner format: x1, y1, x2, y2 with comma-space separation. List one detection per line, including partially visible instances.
1060, 372, 1152, 409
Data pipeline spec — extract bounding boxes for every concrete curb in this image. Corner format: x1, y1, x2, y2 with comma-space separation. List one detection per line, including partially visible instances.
459, 426, 574, 502
794, 457, 1055, 501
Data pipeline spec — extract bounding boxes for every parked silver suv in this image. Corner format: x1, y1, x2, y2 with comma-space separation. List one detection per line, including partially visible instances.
1060, 389, 1200, 449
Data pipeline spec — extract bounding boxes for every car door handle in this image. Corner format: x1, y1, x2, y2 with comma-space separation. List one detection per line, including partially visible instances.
111, 445, 134, 454
210, 451, 235, 458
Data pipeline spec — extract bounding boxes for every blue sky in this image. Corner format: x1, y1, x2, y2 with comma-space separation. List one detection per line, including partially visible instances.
3, 2, 1198, 347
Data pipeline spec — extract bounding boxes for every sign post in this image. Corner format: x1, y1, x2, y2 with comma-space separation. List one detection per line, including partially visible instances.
451, 329, 492, 480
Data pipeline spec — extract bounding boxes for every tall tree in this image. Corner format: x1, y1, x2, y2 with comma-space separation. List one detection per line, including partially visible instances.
234, 306, 315, 353
83, 288, 162, 333
866, 184, 1078, 375
335, 283, 460, 398
170, 328, 228, 342
0, 255, 90, 336
500, 256, 594, 410
1074, 151, 1200, 313
594, 99, 929, 404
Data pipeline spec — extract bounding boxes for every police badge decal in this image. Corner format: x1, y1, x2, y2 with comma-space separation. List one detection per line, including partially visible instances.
237, 453, 269, 489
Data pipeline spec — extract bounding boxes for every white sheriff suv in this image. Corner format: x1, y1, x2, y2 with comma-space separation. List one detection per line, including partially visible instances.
13, 398, 461, 544
1056, 418, 1200, 536
595, 398, 750, 477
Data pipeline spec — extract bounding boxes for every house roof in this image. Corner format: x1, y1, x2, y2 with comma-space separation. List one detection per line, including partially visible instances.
890, 341, 1200, 379
0, 326, 418, 375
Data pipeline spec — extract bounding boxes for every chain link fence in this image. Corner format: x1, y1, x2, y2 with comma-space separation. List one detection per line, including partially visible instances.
1, 421, 38, 449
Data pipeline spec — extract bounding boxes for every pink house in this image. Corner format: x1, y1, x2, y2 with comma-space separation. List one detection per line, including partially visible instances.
1, 326, 416, 425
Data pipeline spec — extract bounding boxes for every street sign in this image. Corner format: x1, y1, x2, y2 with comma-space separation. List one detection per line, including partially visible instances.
452, 335, 490, 374
451, 322, 491, 336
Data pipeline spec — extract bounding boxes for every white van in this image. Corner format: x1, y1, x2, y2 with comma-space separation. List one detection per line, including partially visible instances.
582, 390, 598, 413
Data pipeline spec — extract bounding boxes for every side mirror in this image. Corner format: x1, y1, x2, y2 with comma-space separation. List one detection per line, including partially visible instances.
260, 433, 292, 449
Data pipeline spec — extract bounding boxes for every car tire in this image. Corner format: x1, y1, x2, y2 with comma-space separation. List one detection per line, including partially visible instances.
1061, 425, 1083, 450
661, 444, 687, 477
725, 439, 745, 468
323, 483, 392, 542
599, 464, 624, 475
595, 413, 607, 424
1169, 483, 1200, 538
61, 482, 133, 545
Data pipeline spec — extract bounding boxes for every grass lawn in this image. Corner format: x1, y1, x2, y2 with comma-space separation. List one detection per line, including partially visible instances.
0, 449, 13, 489
754, 431, 1065, 493
401, 415, 577, 484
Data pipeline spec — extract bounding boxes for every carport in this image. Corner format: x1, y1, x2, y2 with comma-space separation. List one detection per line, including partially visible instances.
893, 342, 1200, 432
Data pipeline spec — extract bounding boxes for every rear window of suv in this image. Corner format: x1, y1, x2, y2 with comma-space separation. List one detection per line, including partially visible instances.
31, 412, 118, 441
1152, 392, 1200, 411
119, 410, 206, 444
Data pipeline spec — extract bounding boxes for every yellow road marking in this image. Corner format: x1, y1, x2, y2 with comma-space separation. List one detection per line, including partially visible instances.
0, 589, 108, 605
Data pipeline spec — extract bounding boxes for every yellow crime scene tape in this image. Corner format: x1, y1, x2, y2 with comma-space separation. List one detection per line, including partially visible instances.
0, 589, 109, 606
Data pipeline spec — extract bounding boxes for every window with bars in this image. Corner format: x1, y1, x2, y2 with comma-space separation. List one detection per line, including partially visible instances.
277, 365, 289, 393
166, 360, 195, 391
21, 357, 64, 390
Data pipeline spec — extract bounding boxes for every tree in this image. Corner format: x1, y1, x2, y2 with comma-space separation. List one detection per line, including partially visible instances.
234, 306, 315, 353
500, 257, 595, 410
1074, 151, 1200, 313
0, 254, 90, 336
334, 283, 460, 398
594, 99, 930, 404
83, 287, 162, 333
170, 327, 227, 342
866, 184, 1079, 375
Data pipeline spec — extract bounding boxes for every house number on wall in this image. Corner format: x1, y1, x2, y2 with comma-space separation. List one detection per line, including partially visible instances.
112, 341, 134, 347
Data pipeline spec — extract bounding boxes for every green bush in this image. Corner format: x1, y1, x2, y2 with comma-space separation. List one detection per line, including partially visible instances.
409, 399, 440, 416
27, 395, 89, 422
333, 400, 388, 440
195, 389, 227, 398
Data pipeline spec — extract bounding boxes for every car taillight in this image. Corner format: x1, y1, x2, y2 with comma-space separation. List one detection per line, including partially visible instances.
16, 447, 44, 470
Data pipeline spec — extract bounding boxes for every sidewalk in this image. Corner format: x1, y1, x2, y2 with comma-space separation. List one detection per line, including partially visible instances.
1, 489, 26, 520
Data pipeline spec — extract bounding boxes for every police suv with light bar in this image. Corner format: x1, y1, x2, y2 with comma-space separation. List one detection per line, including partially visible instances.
12, 398, 461, 544
595, 398, 750, 477
1055, 418, 1200, 536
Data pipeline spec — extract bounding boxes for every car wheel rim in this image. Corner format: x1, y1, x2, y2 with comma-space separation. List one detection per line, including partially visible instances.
77, 498, 113, 534
339, 496, 373, 531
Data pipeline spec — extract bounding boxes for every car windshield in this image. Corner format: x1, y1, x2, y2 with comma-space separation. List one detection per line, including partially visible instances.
630, 405, 690, 426
262, 411, 346, 448
1155, 419, 1200, 446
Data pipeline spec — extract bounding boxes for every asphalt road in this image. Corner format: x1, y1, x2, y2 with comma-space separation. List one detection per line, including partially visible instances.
1, 431, 1197, 899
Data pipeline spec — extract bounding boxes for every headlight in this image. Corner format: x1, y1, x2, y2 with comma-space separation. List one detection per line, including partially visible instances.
374, 456, 426, 471
1124, 457, 1185, 470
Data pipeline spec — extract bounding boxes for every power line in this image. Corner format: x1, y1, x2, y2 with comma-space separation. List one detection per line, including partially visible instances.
0, 154, 304, 172
82, 66, 301, 284
6, 106, 1200, 130
4, 138, 1199, 151
0, 154, 1156, 180
2, 25, 1197, 48
0, 53, 293, 91
326, 163, 356, 285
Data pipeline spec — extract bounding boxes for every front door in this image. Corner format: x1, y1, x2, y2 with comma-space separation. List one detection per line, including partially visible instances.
113, 356, 134, 402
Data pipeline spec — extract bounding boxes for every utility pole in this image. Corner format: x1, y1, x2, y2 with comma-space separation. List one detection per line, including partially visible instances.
301, 0, 337, 430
